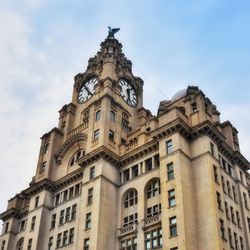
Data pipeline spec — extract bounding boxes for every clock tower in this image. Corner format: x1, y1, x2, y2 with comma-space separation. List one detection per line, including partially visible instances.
1, 29, 249, 250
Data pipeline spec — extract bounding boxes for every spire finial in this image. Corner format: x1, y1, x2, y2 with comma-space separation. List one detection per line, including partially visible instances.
107, 26, 120, 38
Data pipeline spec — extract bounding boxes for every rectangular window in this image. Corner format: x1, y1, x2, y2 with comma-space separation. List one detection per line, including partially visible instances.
230, 206, 235, 224
236, 211, 241, 228
27, 239, 32, 250
93, 129, 100, 140
191, 102, 197, 112
132, 165, 139, 178
55, 193, 60, 205
30, 216, 36, 231
145, 158, 153, 171
168, 189, 176, 207
210, 142, 215, 156
69, 187, 74, 199
44, 142, 49, 154
19, 219, 26, 232
108, 129, 115, 142
234, 232, 238, 250
1, 241, 5, 250
59, 210, 65, 225
243, 192, 248, 209
123, 213, 137, 227
213, 166, 219, 183
228, 228, 233, 247
71, 204, 77, 221
75, 183, 81, 196
69, 228, 74, 244
247, 217, 250, 232
4, 222, 9, 234
85, 213, 91, 230
84, 238, 90, 250
48, 236, 53, 250
227, 181, 232, 198
167, 162, 174, 180
216, 192, 222, 210
219, 219, 226, 239
39, 161, 46, 173
35, 196, 39, 208
90, 166, 95, 180
146, 204, 161, 218
225, 202, 229, 219
51, 214, 56, 229
65, 207, 71, 222
240, 236, 244, 250
57, 233, 62, 248
87, 188, 93, 205
169, 216, 177, 237
63, 190, 68, 202
62, 230, 68, 246
145, 228, 162, 250
221, 176, 226, 194
166, 140, 173, 154
123, 169, 130, 182
232, 186, 237, 202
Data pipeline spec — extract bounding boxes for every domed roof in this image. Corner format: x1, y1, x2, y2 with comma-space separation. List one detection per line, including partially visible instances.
171, 88, 187, 102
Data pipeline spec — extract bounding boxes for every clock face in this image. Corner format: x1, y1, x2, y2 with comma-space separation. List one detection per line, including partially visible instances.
118, 79, 138, 107
77, 77, 98, 103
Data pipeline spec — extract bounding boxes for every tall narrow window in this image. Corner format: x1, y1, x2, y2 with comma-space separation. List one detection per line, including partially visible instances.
30, 216, 36, 231
232, 186, 237, 202
35, 196, 39, 208
236, 211, 241, 228
85, 213, 91, 230
169, 217, 177, 237
44, 142, 49, 154
191, 102, 197, 112
1, 241, 5, 250
84, 238, 90, 250
110, 111, 115, 123
145, 158, 153, 171
225, 202, 229, 219
93, 129, 100, 140
39, 161, 46, 173
48, 237, 53, 250
51, 214, 56, 229
234, 233, 238, 250
4, 222, 9, 234
109, 129, 115, 142
219, 219, 226, 239
210, 142, 215, 156
227, 181, 232, 197
240, 237, 244, 250
228, 228, 233, 247
69, 187, 74, 199
87, 188, 93, 205
95, 110, 101, 121
69, 228, 74, 244
243, 193, 248, 209
90, 166, 95, 180
167, 163, 174, 180
230, 206, 235, 224
213, 166, 219, 183
216, 192, 222, 210
166, 140, 173, 154
168, 189, 176, 207
59, 210, 65, 225
65, 207, 71, 222
57, 233, 62, 248
71, 204, 77, 221
62, 230, 68, 246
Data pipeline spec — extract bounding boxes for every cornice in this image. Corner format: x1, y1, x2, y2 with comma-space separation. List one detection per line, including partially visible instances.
0, 208, 20, 221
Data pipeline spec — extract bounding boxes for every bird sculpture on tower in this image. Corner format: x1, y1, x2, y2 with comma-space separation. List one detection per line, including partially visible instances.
107, 26, 120, 38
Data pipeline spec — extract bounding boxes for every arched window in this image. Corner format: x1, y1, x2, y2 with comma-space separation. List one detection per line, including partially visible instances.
110, 111, 115, 123
16, 238, 24, 250
95, 110, 101, 121
69, 149, 85, 166
147, 179, 161, 199
124, 189, 138, 208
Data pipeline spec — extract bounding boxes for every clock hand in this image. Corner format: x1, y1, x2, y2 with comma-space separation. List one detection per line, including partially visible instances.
126, 88, 131, 101
84, 85, 92, 96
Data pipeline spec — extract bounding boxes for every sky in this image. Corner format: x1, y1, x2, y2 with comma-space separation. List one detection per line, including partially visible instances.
0, 0, 250, 226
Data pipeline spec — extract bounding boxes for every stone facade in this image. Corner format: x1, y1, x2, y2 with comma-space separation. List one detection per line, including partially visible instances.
0, 35, 250, 250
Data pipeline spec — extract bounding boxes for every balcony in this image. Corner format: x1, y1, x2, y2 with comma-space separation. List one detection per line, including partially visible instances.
67, 119, 88, 139
117, 223, 137, 238
143, 214, 162, 229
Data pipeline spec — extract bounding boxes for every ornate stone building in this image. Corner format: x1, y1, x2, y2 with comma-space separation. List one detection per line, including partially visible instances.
0, 32, 250, 250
